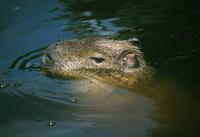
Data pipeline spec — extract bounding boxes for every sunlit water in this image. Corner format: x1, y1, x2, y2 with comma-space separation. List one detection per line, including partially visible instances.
0, 0, 200, 137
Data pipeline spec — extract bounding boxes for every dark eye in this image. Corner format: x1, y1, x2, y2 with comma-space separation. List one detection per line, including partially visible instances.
89, 57, 105, 64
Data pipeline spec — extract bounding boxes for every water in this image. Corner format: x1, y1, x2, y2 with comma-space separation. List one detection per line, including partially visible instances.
0, 0, 200, 137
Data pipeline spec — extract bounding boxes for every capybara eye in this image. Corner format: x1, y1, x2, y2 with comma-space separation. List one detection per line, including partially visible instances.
89, 57, 105, 64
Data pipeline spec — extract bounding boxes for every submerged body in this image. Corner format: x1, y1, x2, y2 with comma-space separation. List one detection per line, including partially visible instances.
42, 37, 152, 87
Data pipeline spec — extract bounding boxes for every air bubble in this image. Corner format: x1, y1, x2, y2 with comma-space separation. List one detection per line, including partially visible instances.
47, 121, 56, 127
0, 83, 8, 89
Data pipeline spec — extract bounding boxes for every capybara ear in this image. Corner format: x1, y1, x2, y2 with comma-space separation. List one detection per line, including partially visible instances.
127, 37, 140, 46
122, 53, 140, 70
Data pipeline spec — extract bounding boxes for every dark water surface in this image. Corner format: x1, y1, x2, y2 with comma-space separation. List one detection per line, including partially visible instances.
0, 0, 200, 137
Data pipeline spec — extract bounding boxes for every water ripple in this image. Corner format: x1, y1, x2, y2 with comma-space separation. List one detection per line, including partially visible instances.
9, 46, 47, 71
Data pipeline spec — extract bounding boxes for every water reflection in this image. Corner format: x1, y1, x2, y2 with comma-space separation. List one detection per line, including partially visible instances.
51, 0, 132, 37
0, 73, 157, 137
0, 45, 156, 137
53, 0, 199, 38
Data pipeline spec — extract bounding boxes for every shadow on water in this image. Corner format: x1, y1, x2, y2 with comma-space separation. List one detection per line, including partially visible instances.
0, 0, 200, 137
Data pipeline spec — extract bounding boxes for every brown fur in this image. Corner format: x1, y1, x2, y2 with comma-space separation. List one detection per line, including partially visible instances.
42, 37, 152, 88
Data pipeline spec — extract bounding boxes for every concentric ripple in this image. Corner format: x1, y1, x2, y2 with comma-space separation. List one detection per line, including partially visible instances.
9, 46, 47, 71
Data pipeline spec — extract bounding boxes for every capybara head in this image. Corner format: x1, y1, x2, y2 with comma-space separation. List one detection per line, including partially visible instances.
42, 37, 149, 87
